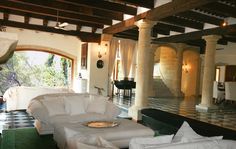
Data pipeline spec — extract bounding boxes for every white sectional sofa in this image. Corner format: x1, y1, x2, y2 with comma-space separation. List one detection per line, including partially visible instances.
3, 86, 74, 111
27, 93, 121, 135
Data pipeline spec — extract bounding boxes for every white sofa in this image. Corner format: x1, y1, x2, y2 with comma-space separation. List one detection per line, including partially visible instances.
27, 93, 121, 135
3, 86, 74, 111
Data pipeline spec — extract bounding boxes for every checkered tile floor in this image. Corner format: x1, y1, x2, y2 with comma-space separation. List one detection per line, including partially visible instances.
0, 103, 34, 133
113, 96, 236, 131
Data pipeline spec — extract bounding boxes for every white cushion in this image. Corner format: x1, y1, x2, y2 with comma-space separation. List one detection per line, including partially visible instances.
42, 96, 66, 116
86, 95, 108, 114
129, 134, 174, 149
173, 121, 223, 143
64, 96, 87, 115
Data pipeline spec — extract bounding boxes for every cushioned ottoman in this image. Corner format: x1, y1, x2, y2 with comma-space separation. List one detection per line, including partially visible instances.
53, 119, 155, 149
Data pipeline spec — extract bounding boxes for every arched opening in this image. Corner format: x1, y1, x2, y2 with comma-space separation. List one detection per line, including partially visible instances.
0, 46, 76, 96
181, 49, 200, 97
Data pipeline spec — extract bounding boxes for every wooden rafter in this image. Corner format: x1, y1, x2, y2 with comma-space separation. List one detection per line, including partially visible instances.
10, 0, 124, 21
152, 24, 236, 43
57, 0, 137, 15
200, 2, 236, 18
1, 9, 103, 29
0, 1, 112, 25
117, 0, 154, 9
0, 19, 101, 43
103, 0, 218, 34
161, 16, 204, 30
177, 10, 224, 26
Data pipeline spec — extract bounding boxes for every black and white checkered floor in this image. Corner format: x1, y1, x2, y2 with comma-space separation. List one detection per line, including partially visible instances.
0, 103, 34, 133
113, 96, 236, 131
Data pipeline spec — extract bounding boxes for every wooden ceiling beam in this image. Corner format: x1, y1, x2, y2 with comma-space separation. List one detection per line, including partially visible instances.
0, 19, 101, 43
0, 1, 112, 25
3, 12, 9, 20
92, 27, 97, 33
114, 33, 138, 40
76, 25, 81, 31
199, 2, 236, 18
103, 0, 217, 34
43, 19, 48, 26
117, 0, 154, 9
1, 9, 104, 29
155, 22, 185, 33
10, 0, 123, 21
24, 15, 30, 24
152, 24, 236, 43
177, 10, 224, 26
161, 16, 204, 30
57, 0, 137, 15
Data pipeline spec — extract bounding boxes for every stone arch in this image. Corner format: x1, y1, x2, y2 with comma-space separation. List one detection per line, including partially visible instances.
181, 48, 200, 97
15, 45, 77, 87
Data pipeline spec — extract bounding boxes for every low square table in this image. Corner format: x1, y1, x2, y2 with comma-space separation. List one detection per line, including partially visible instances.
53, 118, 154, 149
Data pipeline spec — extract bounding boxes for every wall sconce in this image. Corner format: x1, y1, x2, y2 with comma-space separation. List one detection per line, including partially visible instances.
98, 43, 107, 59
182, 63, 190, 73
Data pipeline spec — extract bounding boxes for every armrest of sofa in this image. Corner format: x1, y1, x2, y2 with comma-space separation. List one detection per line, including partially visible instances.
27, 99, 50, 124
104, 101, 121, 119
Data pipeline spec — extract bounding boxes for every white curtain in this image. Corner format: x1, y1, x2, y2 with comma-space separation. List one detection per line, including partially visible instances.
120, 39, 136, 79
107, 38, 118, 96
108, 38, 119, 77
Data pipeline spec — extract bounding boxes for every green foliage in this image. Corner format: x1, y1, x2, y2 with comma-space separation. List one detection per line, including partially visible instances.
0, 51, 72, 96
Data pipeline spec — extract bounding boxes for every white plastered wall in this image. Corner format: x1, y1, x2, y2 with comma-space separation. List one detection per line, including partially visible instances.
87, 42, 109, 96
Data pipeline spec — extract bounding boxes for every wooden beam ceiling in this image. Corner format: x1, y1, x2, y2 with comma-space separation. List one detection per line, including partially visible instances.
161, 16, 204, 30
0, 1, 112, 25
103, 0, 218, 34
152, 24, 236, 43
0, 19, 101, 43
57, 0, 137, 15
155, 22, 185, 33
177, 10, 224, 26
1, 9, 104, 29
10, 0, 124, 21
116, 0, 154, 9
199, 2, 236, 18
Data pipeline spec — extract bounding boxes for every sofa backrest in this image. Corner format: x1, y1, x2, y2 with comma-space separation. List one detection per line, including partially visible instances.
27, 93, 121, 121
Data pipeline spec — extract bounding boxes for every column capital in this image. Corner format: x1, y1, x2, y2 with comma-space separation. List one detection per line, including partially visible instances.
135, 19, 156, 29
202, 35, 221, 42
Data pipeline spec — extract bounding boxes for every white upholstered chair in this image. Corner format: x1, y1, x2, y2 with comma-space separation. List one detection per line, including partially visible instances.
225, 82, 236, 101
213, 81, 225, 103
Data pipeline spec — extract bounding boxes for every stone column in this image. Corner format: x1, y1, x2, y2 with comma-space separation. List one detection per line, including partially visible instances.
128, 19, 155, 120
196, 35, 221, 111
148, 44, 158, 97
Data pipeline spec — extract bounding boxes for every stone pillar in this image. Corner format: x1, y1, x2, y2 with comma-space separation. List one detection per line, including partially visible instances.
128, 19, 155, 120
196, 35, 221, 111
148, 44, 158, 97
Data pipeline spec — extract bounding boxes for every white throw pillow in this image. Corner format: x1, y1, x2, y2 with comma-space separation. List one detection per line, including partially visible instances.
86, 95, 108, 114
64, 96, 87, 115
129, 134, 174, 149
42, 96, 66, 116
173, 121, 223, 143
